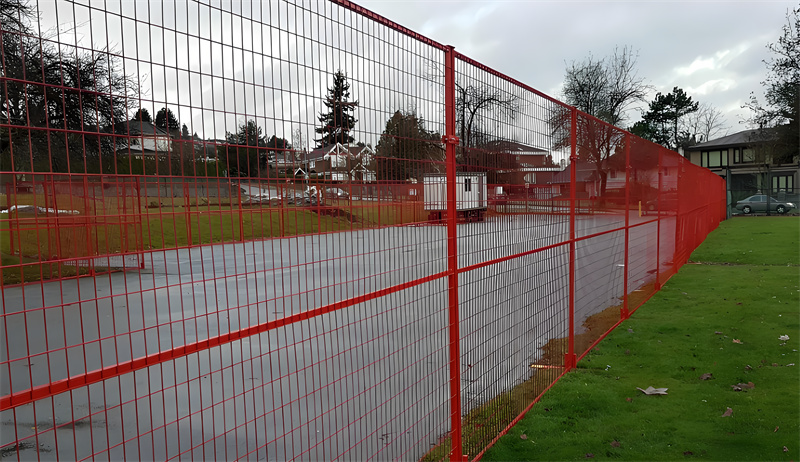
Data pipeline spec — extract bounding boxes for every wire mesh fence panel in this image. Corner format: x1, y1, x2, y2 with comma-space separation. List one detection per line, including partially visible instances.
1, 0, 726, 461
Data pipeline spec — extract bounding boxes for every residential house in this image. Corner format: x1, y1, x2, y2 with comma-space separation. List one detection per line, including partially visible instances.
271, 148, 304, 174
304, 143, 376, 182
548, 148, 672, 203
684, 128, 799, 201
350, 145, 376, 182
481, 140, 563, 186
548, 159, 600, 198
115, 120, 172, 159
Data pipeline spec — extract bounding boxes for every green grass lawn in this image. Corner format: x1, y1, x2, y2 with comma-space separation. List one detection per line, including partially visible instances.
339, 199, 426, 226
141, 206, 357, 249
482, 217, 800, 461
689, 216, 799, 266
0, 200, 406, 284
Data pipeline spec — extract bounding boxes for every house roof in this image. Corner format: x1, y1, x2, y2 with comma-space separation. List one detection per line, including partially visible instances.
306, 143, 373, 161
686, 128, 777, 151
479, 140, 547, 156
118, 120, 172, 138
549, 160, 598, 184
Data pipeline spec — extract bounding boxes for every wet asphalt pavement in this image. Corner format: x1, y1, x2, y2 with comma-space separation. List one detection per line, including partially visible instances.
1, 213, 674, 460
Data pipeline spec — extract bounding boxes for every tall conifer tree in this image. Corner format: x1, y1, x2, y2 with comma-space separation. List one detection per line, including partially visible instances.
315, 70, 358, 148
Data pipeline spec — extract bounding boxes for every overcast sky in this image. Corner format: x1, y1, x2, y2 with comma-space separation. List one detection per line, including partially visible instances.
32, 0, 796, 146
358, 0, 797, 136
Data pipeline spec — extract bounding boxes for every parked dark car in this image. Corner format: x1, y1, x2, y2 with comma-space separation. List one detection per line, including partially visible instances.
735, 195, 796, 214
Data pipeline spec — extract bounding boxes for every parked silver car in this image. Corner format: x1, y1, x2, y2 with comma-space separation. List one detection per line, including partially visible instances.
735, 195, 796, 214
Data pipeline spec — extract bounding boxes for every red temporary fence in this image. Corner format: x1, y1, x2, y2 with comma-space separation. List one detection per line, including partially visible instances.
0, 1, 725, 461
3, 176, 144, 279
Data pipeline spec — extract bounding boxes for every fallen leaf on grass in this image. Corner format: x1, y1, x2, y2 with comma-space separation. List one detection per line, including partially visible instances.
699, 373, 713, 380
585, 453, 594, 459
610, 440, 621, 448
774, 426, 779, 432
784, 446, 788, 452
714, 331, 723, 335
637, 386, 668, 395
626, 397, 633, 402
738, 382, 755, 389
520, 434, 527, 440
732, 339, 743, 344
772, 363, 779, 367
745, 365, 753, 370
684, 451, 694, 456
721, 407, 733, 417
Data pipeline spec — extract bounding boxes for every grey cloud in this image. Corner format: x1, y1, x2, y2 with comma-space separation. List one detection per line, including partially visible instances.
360, 0, 796, 131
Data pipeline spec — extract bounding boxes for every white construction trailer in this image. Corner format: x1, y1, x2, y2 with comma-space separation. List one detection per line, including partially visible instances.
423, 172, 487, 222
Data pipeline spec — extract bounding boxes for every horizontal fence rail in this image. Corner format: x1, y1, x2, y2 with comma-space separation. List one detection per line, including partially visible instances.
0, 0, 725, 460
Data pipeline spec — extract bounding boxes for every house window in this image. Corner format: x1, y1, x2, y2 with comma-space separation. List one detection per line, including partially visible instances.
734, 147, 756, 164
464, 178, 472, 192
772, 175, 794, 192
701, 150, 728, 168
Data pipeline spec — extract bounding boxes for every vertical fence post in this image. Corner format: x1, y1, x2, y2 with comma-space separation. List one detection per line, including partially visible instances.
44, 177, 53, 259
673, 159, 682, 274
136, 177, 145, 268
83, 176, 94, 275
565, 106, 578, 371
121, 179, 128, 255
238, 181, 245, 242
655, 150, 662, 290
443, 45, 464, 462
184, 183, 192, 246
6, 182, 14, 256
377, 183, 382, 226
621, 134, 631, 320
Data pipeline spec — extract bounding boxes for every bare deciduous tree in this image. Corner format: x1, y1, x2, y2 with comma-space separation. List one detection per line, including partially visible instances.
291, 128, 306, 154
455, 82, 520, 149
1, 0, 138, 173
562, 45, 650, 126
743, 7, 799, 164
680, 102, 728, 144
552, 46, 651, 196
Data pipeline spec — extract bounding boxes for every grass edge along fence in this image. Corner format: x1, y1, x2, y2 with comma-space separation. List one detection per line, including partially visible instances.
480, 217, 800, 461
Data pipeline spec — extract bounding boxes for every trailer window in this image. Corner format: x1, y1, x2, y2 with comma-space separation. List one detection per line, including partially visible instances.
464, 178, 471, 192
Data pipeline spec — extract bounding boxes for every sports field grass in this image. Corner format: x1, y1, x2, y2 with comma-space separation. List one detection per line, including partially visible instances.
482, 216, 799, 461
0, 197, 420, 284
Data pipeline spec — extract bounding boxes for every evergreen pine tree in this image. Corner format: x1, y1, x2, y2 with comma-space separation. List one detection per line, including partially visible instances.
315, 70, 358, 148
133, 108, 152, 123
155, 107, 180, 132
